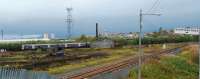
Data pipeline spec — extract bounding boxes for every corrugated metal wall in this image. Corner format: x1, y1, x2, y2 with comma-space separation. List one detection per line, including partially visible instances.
0, 67, 55, 79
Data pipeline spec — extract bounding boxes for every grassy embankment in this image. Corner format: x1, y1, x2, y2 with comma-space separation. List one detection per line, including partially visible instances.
128, 45, 198, 79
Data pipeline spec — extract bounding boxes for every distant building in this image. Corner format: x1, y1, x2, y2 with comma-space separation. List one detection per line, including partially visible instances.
144, 32, 154, 37
174, 27, 200, 35
0, 38, 50, 43
91, 40, 114, 48
125, 32, 139, 39
43, 33, 56, 39
50, 33, 55, 39
101, 32, 138, 39
0, 33, 52, 43
43, 33, 49, 39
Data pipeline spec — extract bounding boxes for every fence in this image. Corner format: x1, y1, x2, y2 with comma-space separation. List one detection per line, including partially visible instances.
0, 67, 55, 79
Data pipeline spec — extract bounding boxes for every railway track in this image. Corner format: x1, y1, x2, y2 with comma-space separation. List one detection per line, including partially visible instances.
59, 46, 185, 79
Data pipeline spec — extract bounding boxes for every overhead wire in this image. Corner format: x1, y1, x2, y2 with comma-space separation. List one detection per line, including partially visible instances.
146, 0, 160, 13
144, 0, 162, 31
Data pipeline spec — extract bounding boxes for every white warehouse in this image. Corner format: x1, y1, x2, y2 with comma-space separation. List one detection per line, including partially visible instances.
174, 27, 200, 35
0, 33, 51, 43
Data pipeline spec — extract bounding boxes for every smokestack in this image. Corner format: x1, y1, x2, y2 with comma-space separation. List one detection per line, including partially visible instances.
96, 23, 99, 39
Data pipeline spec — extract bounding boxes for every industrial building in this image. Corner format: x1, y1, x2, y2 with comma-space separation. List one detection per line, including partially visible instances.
0, 33, 52, 43
91, 40, 114, 48
174, 27, 200, 35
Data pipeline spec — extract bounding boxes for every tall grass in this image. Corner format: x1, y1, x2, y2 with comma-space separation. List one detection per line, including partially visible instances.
129, 57, 198, 79
128, 45, 198, 79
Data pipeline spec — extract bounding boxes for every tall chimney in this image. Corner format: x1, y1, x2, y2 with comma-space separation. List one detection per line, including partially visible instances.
96, 23, 99, 39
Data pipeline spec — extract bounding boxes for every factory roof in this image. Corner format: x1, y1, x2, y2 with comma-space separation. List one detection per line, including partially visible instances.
0, 38, 50, 43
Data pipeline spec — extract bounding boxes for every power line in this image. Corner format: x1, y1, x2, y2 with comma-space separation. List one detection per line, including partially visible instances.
148, 0, 160, 12
145, 19, 160, 29
147, 0, 160, 13
143, 0, 162, 32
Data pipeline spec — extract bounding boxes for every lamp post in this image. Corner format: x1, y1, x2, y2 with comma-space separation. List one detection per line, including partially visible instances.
138, 9, 161, 79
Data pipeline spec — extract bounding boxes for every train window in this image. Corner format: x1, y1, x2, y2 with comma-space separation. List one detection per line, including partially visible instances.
50, 45, 58, 48
67, 44, 79, 48
24, 45, 33, 49
58, 45, 65, 48
39, 45, 49, 49
80, 43, 86, 46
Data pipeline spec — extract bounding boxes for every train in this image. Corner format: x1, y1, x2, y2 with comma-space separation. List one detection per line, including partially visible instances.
22, 43, 90, 50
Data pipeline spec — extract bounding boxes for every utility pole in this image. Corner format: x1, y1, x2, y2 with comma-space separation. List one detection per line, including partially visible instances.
199, 31, 200, 79
1, 29, 3, 40
138, 9, 161, 79
138, 9, 142, 79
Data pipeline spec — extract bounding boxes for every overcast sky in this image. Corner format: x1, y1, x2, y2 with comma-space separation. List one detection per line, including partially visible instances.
0, 0, 199, 37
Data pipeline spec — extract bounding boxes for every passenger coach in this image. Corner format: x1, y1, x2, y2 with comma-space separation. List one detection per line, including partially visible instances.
22, 43, 90, 50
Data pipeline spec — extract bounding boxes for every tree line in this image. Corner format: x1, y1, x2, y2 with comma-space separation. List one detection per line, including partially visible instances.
112, 35, 198, 47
